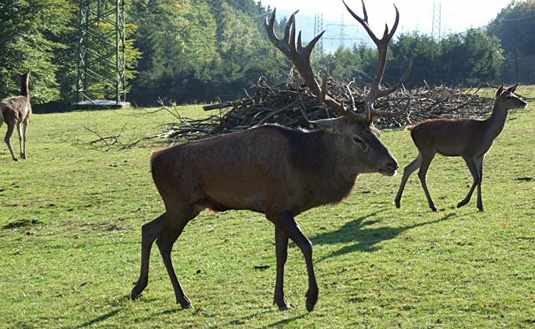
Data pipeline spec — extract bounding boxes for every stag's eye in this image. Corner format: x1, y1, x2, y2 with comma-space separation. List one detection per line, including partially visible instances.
353, 135, 369, 152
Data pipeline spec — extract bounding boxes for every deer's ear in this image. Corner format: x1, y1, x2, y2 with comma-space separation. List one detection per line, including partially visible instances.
496, 84, 504, 97
310, 118, 343, 134
506, 83, 518, 93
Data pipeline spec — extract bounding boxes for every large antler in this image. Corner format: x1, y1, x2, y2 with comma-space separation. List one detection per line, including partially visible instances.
265, 9, 370, 123
343, 0, 412, 120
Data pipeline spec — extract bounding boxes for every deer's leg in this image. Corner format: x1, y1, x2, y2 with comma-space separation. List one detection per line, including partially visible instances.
273, 227, 291, 310
476, 156, 484, 211
418, 152, 437, 212
269, 210, 318, 312
395, 153, 422, 208
457, 155, 481, 210
4, 123, 17, 161
131, 213, 167, 300
16, 122, 23, 159
21, 121, 28, 159
156, 208, 196, 309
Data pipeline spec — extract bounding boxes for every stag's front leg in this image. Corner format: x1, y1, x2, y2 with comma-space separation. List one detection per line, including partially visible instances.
417, 153, 438, 212
269, 210, 318, 312
395, 153, 422, 208
21, 121, 28, 159
274, 227, 291, 310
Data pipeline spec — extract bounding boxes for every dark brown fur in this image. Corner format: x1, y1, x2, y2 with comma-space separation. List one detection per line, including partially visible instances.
131, 118, 398, 311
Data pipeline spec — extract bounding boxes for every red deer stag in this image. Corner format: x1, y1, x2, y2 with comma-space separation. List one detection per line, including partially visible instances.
131, 0, 410, 311
394, 84, 527, 212
0, 68, 32, 161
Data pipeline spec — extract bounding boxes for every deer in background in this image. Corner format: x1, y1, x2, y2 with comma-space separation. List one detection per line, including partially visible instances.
394, 84, 527, 212
0, 68, 32, 161
131, 0, 410, 311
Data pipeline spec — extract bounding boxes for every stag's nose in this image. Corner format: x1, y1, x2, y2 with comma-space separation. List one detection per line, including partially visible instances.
381, 159, 398, 176
388, 160, 399, 172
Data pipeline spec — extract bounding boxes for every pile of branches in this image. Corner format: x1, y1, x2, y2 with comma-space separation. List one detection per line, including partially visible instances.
162, 76, 494, 140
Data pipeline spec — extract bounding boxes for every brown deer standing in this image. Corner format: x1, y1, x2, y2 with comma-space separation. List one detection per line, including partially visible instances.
131, 0, 410, 311
394, 84, 527, 212
0, 68, 32, 161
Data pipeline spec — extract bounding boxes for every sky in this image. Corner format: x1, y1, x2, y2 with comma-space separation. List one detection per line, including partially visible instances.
257, 0, 508, 36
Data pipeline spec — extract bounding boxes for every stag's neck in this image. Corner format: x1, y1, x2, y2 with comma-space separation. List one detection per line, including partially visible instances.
20, 78, 30, 99
484, 101, 508, 140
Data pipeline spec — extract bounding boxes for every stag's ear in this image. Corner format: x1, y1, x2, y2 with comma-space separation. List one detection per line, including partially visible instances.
371, 115, 381, 124
506, 83, 518, 93
13, 68, 22, 75
496, 84, 504, 97
310, 118, 343, 134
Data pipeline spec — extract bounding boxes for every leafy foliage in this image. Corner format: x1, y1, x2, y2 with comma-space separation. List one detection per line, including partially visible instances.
0, 0, 75, 103
487, 0, 535, 82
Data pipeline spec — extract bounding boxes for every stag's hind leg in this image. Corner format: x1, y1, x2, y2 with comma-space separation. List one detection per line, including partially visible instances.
131, 213, 167, 300
4, 122, 18, 161
156, 207, 198, 309
395, 153, 422, 208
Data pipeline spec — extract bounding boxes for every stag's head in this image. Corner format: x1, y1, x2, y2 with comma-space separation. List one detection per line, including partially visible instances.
265, 0, 411, 176
13, 68, 31, 86
495, 84, 527, 111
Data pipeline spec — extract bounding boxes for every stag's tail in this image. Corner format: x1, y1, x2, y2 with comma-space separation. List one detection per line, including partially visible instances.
0, 102, 5, 126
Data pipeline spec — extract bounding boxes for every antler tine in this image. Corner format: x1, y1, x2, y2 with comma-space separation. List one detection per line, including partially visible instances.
377, 60, 412, 99
343, 0, 411, 122
342, 0, 378, 44
266, 9, 368, 122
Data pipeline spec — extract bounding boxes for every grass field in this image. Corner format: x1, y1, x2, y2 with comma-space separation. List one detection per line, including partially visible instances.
0, 88, 534, 329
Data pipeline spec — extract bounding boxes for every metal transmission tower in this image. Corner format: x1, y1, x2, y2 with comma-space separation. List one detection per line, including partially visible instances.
313, 13, 324, 57
432, 1, 442, 42
77, 0, 127, 107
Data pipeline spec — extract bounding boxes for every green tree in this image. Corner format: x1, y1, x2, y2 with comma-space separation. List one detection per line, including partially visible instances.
0, 0, 75, 103
487, 0, 535, 82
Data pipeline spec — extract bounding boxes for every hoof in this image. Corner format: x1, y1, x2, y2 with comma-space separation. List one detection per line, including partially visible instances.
395, 201, 401, 209
131, 289, 141, 300
177, 296, 192, 310
305, 290, 318, 312
274, 299, 293, 311
457, 200, 468, 208
131, 280, 147, 300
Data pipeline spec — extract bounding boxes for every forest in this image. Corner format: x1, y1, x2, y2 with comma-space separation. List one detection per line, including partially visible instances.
1, 0, 535, 106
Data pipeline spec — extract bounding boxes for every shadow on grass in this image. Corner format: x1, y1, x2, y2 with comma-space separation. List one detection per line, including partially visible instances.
311, 211, 456, 262
257, 313, 308, 329
75, 309, 122, 328
3, 219, 42, 229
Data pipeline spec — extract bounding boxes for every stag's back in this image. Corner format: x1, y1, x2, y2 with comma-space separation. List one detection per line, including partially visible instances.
150, 125, 354, 215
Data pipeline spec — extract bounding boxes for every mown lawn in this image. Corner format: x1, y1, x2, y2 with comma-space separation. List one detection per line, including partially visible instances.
0, 88, 534, 329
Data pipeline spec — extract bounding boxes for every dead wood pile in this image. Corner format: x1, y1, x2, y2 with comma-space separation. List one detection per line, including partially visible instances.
162, 77, 493, 140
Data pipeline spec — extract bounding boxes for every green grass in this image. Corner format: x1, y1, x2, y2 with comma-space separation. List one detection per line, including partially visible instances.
0, 90, 534, 329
